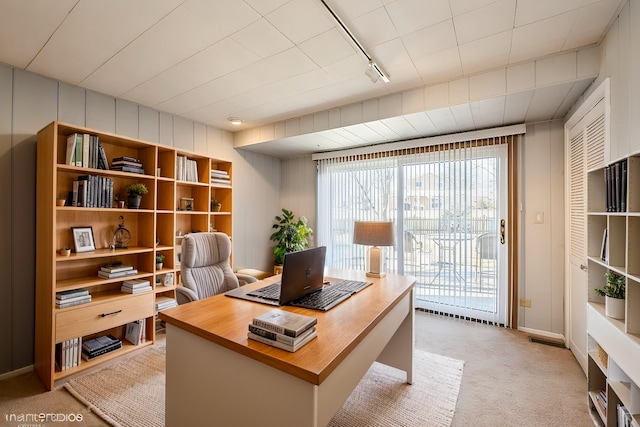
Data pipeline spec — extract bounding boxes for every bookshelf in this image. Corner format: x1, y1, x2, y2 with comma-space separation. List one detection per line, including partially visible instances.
35, 121, 232, 390
586, 155, 640, 426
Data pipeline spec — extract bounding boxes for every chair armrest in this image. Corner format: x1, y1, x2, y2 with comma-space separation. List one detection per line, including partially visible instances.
236, 273, 258, 287
175, 287, 198, 305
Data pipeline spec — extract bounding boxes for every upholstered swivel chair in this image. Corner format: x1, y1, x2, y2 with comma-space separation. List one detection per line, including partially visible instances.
177, 232, 256, 305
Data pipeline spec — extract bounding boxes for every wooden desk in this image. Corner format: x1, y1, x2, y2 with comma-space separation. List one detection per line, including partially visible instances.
159, 269, 415, 427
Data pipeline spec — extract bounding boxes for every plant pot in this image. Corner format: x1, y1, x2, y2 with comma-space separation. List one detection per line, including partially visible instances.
605, 296, 625, 319
128, 195, 142, 209
156, 263, 163, 270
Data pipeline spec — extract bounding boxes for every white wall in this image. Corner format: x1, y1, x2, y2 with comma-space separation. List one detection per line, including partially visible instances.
0, 65, 281, 375
519, 121, 566, 335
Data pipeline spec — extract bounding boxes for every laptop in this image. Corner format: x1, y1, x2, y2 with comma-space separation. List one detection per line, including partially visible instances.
224, 246, 358, 311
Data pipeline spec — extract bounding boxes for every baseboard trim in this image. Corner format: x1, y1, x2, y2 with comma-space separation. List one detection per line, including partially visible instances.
0, 364, 34, 382
518, 327, 566, 348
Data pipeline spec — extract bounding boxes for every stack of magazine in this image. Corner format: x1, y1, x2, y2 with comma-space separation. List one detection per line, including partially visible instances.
247, 309, 317, 352
81, 335, 122, 361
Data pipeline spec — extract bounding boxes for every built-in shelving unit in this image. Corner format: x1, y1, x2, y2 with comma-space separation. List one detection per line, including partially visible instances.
586, 155, 640, 426
35, 121, 232, 390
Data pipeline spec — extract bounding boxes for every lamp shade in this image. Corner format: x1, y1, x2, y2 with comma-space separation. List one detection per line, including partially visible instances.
353, 221, 395, 247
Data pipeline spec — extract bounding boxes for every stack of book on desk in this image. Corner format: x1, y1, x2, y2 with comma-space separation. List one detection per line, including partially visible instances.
82, 335, 122, 361
121, 278, 152, 293
56, 288, 91, 308
248, 308, 317, 352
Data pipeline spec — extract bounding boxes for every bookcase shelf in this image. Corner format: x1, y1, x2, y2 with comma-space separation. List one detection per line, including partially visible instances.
587, 154, 640, 427
35, 121, 233, 390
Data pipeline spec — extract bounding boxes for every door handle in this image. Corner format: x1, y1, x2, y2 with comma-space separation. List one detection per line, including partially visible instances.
580, 264, 587, 271
500, 219, 505, 244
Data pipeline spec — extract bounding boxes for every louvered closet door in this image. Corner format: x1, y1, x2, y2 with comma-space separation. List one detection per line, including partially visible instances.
567, 98, 606, 372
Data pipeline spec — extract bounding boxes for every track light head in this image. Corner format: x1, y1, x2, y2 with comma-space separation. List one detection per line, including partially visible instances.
365, 61, 379, 83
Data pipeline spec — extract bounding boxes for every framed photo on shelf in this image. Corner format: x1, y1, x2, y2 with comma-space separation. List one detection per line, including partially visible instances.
71, 226, 96, 253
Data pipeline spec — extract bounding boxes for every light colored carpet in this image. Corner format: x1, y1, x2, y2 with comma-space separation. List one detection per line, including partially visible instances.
64, 343, 464, 427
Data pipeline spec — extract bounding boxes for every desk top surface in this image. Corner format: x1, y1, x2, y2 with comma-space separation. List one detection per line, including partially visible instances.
159, 269, 415, 385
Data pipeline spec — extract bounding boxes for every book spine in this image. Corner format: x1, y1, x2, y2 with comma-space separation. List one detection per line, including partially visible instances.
252, 319, 296, 337
82, 342, 122, 360
248, 324, 299, 345
56, 290, 89, 300
247, 332, 296, 352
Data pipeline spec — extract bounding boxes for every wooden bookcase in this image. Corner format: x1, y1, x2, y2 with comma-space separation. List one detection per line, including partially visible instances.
586, 155, 640, 426
34, 121, 232, 390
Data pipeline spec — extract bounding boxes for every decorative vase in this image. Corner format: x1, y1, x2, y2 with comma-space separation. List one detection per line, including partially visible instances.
128, 195, 141, 209
605, 296, 625, 320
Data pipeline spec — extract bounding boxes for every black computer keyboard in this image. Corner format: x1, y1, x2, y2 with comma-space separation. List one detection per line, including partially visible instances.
291, 286, 351, 311
247, 282, 281, 300
329, 279, 373, 293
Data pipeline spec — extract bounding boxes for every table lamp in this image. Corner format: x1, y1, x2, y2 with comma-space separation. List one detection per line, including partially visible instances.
353, 221, 395, 278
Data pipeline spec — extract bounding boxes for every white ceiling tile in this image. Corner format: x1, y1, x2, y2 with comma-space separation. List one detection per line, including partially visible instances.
450, 103, 475, 129
265, 0, 334, 44
564, 0, 622, 49
453, 0, 516, 45
299, 28, 356, 67
525, 84, 572, 122
0, 0, 76, 68
344, 6, 399, 48
124, 38, 260, 106
364, 121, 400, 140
231, 18, 295, 58
450, 0, 502, 17
426, 107, 459, 134
469, 69, 506, 100
385, 0, 452, 36
28, 0, 183, 84
402, 20, 457, 59
507, 62, 535, 92
515, 0, 583, 27
264, 47, 319, 78
469, 97, 506, 128
503, 91, 533, 124
380, 116, 418, 139
243, 0, 291, 16
328, 0, 384, 20
459, 31, 511, 75
414, 47, 463, 85
403, 112, 438, 135
536, 52, 577, 86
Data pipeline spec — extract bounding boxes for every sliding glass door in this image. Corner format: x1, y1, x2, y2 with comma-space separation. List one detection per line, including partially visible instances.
317, 139, 509, 326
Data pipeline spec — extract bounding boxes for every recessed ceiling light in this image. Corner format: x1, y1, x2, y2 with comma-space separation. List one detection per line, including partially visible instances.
228, 117, 243, 125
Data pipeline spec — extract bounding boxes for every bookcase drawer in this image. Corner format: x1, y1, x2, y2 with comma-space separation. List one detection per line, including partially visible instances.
55, 293, 154, 343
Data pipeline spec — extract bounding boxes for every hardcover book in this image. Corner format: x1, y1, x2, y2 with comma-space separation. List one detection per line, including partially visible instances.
252, 308, 317, 337
248, 329, 317, 352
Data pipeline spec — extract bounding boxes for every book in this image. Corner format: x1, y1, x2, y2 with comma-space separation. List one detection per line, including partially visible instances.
82, 340, 122, 360
121, 284, 152, 293
56, 288, 89, 300
100, 262, 133, 273
248, 323, 316, 346
66, 133, 81, 165
82, 133, 90, 168
56, 295, 92, 307
98, 269, 138, 279
112, 159, 143, 167
110, 165, 145, 174
252, 309, 317, 338
122, 278, 150, 288
82, 335, 121, 355
125, 320, 145, 345
112, 156, 141, 163
248, 329, 317, 352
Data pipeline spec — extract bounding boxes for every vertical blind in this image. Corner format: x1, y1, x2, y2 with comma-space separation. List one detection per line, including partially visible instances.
316, 135, 517, 325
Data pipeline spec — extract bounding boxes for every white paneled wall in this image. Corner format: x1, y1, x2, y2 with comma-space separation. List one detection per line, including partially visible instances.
280, 156, 317, 247
0, 65, 280, 375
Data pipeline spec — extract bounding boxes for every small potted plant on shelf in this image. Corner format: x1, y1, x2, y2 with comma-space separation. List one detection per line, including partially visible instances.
211, 198, 222, 212
595, 270, 626, 319
155, 254, 165, 270
126, 183, 148, 209
270, 208, 313, 267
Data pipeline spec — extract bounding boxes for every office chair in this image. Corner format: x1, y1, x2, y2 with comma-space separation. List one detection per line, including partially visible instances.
177, 232, 257, 304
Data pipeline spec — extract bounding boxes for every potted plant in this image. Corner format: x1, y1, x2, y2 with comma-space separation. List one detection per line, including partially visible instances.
126, 183, 148, 209
211, 198, 221, 212
269, 208, 313, 266
155, 254, 165, 270
595, 270, 626, 319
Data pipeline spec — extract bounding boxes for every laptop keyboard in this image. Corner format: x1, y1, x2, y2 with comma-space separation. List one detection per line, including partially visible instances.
290, 286, 351, 311
246, 279, 373, 310
247, 282, 281, 300
330, 279, 373, 293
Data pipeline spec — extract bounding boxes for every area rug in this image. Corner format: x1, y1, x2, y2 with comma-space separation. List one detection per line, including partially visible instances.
65, 344, 464, 427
